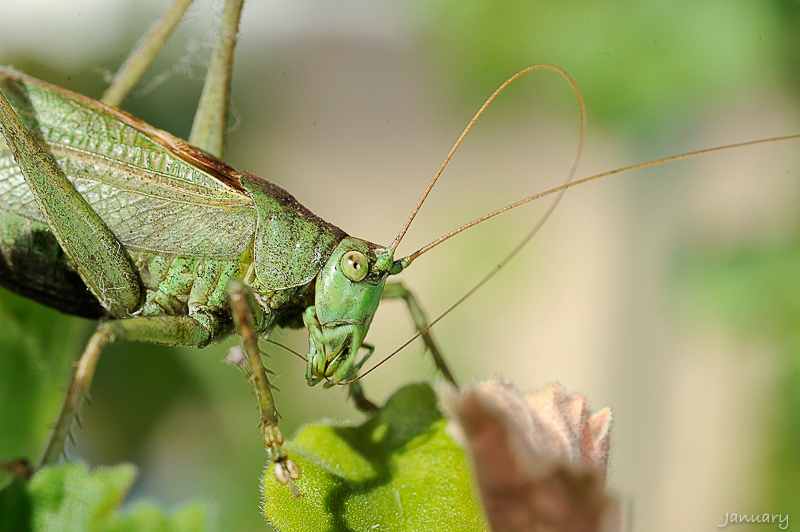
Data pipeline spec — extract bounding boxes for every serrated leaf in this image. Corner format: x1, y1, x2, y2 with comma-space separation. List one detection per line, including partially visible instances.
20, 462, 211, 532
262, 382, 486, 532
29, 462, 136, 531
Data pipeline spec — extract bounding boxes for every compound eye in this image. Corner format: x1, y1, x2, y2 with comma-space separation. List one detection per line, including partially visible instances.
341, 250, 368, 282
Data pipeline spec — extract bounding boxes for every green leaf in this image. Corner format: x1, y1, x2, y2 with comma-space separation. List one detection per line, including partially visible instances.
262, 382, 486, 532
29, 463, 134, 531
99, 502, 209, 532
1, 462, 212, 532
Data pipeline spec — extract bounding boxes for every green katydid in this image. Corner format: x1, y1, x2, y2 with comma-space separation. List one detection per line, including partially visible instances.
2, 0, 799, 503
1, 59, 581, 497
0, 1, 580, 497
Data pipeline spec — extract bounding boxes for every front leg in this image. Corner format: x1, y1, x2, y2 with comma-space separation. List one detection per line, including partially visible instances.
382, 282, 458, 387
337, 342, 380, 414
227, 281, 301, 497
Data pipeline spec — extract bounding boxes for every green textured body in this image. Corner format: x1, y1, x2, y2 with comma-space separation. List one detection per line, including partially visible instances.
0, 67, 346, 340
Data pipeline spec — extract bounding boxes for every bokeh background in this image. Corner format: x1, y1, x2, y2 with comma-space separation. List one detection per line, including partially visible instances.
1, 1, 799, 530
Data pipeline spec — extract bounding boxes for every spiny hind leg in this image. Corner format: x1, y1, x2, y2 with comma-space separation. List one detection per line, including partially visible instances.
382, 282, 458, 388
40, 328, 112, 466
189, 0, 246, 158
102, 0, 247, 160
40, 316, 213, 467
226, 281, 301, 497
101, 0, 196, 106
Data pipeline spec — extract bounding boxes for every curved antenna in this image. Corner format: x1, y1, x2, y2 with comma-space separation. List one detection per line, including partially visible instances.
338, 131, 800, 384
336, 66, 587, 385
263, 338, 307, 362
388, 64, 585, 253
404, 133, 800, 263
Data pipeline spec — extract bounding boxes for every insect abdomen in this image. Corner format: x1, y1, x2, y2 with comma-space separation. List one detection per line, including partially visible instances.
0, 210, 104, 318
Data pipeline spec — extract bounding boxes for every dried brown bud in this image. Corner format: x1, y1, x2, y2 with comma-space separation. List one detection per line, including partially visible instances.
440, 379, 620, 532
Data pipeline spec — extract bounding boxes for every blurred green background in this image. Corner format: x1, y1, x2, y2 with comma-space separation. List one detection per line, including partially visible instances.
1, 1, 799, 530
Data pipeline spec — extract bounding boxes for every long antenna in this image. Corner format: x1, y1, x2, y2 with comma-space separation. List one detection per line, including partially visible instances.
336, 65, 587, 385
263, 339, 307, 362
338, 132, 800, 384
404, 133, 800, 263
388, 64, 584, 254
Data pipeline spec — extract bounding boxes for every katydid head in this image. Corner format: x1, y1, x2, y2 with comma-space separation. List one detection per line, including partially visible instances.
304, 237, 402, 387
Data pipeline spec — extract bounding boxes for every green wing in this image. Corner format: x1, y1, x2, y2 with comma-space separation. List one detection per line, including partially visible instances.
0, 67, 256, 260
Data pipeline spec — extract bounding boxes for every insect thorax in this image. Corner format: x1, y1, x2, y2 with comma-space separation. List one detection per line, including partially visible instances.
133, 247, 316, 341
